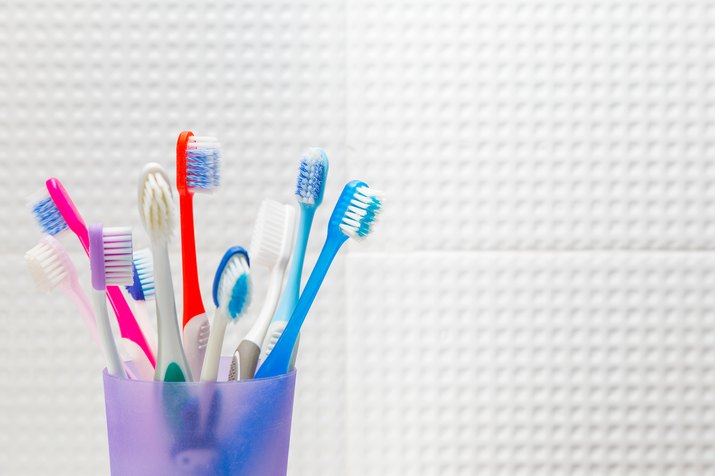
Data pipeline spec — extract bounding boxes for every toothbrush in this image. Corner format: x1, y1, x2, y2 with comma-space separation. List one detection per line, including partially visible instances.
29, 179, 156, 369
125, 248, 159, 361
176, 131, 221, 378
200, 246, 252, 382
88, 224, 134, 379
25, 235, 102, 350
256, 181, 384, 378
228, 200, 295, 380
138, 163, 193, 382
259, 148, 329, 366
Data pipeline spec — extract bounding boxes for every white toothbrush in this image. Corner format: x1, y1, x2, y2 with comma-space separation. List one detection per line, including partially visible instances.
228, 200, 295, 380
200, 246, 252, 382
88, 224, 134, 378
138, 163, 193, 382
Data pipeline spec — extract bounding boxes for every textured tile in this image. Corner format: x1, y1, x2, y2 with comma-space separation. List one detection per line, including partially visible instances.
346, 252, 715, 475
347, 0, 715, 251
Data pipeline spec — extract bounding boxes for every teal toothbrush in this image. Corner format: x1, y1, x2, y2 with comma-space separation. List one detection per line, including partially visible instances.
256, 180, 384, 378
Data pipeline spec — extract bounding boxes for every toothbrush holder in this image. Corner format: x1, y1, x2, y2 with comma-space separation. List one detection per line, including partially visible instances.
102, 365, 296, 476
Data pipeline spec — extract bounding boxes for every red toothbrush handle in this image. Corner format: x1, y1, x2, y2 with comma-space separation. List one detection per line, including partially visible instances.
179, 192, 206, 327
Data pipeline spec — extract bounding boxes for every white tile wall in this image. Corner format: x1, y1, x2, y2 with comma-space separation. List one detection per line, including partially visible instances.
2, 0, 715, 475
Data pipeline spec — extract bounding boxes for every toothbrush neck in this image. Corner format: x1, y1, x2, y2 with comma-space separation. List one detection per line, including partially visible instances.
285, 206, 316, 302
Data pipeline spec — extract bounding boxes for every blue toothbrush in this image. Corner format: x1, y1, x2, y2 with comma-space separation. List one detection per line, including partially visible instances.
255, 180, 384, 378
259, 149, 329, 363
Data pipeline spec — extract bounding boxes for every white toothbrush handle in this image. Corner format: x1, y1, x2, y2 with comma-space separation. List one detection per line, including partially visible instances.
233, 269, 284, 380
65, 277, 101, 350
153, 244, 192, 382
133, 300, 158, 357
91, 290, 127, 378
183, 312, 210, 379
200, 310, 228, 381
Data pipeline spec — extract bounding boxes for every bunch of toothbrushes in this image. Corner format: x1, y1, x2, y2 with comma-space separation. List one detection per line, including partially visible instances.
24, 132, 384, 382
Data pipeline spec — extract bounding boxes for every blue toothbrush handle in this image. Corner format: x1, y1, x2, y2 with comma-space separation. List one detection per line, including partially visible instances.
256, 235, 345, 378
271, 206, 314, 322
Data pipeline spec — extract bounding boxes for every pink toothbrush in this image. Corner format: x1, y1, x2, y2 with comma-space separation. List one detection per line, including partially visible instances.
44, 178, 156, 368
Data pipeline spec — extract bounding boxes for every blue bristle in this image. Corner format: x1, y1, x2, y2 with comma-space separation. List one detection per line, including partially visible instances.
355, 198, 382, 237
186, 148, 220, 190
126, 263, 145, 301
227, 274, 250, 318
32, 197, 68, 236
126, 250, 154, 300
295, 148, 328, 205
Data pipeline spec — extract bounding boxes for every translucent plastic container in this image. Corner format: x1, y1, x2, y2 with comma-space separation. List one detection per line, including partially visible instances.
102, 367, 296, 476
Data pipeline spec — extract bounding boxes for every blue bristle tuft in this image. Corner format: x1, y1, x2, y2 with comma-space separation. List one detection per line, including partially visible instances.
227, 273, 250, 318
32, 196, 68, 236
186, 147, 220, 191
126, 249, 154, 300
126, 263, 145, 301
295, 148, 328, 206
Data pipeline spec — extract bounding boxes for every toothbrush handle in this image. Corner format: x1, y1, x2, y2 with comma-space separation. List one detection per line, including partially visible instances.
234, 271, 284, 380
133, 300, 158, 356
46, 178, 156, 367
272, 207, 314, 322
91, 290, 127, 378
179, 192, 206, 325
200, 311, 228, 382
256, 236, 345, 378
65, 278, 101, 349
68, 278, 139, 379
153, 244, 192, 382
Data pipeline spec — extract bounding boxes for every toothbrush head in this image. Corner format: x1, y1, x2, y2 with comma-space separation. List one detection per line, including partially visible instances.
126, 248, 155, 301
25, 235, 77, 291
176, 131, 221, 195
28, 191, 68, 236
212, 246, 252, 319
249, 200, 296, 270
138, 163, 176, 243
296, 148, 329, 207
330, 180, 385, 241
89, 224, 134, 291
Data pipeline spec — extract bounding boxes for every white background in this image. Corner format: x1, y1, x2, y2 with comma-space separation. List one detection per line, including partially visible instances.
2, 0, 715, 474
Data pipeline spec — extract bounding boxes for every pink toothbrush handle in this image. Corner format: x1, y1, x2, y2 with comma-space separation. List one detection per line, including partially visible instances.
46, 178, 156, 367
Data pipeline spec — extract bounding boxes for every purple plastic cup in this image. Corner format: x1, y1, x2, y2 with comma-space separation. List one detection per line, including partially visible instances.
102, 367, 296, 476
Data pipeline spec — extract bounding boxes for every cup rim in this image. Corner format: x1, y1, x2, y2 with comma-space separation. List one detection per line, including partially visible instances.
103, 368, 297, 386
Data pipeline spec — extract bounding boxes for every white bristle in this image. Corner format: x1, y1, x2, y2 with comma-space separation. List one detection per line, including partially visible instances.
249, 200, 293, 269
134, 248, 155, 299
339, 186, 385, 240
102, 227, 134, 286
187, 136, 220, 149
25, 237, 74, 291
218, 254, 252, 318
139, 164, 176, 243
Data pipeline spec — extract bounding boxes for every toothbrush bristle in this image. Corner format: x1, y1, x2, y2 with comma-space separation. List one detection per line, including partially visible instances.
102, 227, 134, 286
295, 148, 328, 206
218, 254, 251, 319
30, 194, 68, 236
139, 165, 175, 243
249, 200, 293, 269
339, 186, 384, 240
126, 248, 155, 301
185, 136, 221, 192
24, 237, 73, 291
